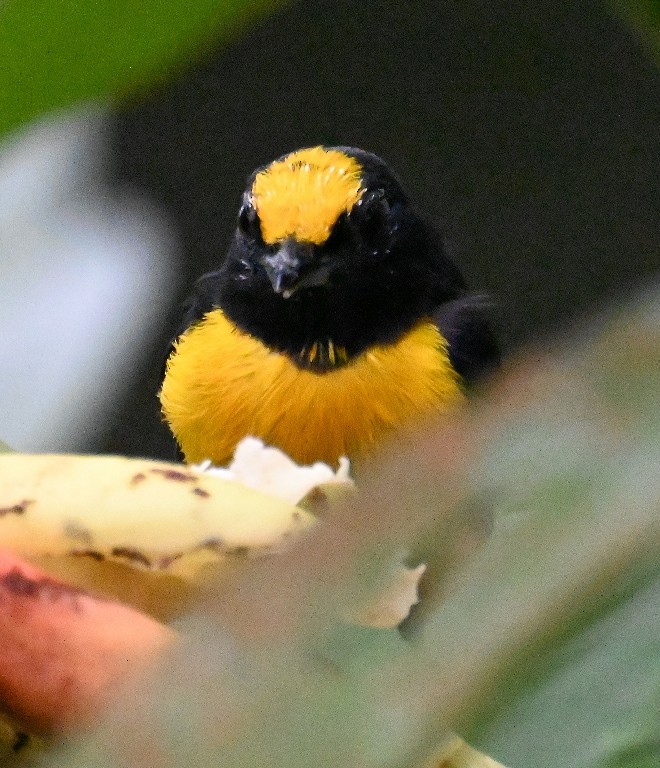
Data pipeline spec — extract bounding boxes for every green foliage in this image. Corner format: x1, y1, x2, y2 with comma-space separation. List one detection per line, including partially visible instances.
0, 0, 283, 140
475, 569, 660, 768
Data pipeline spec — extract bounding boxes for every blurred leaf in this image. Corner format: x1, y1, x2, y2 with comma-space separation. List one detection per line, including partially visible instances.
0, 440, 12, 453
381, 290, 660, 767
610, 1, 660, 61
0, 0, 285, 140
472, 568, 660, 768
318, 623, 409, 677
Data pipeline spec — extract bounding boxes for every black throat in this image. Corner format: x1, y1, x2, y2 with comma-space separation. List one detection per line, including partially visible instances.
215, 207, 466, 370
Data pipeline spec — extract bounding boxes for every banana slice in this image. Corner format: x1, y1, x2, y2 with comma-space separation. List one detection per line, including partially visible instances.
0, 452, 315, 618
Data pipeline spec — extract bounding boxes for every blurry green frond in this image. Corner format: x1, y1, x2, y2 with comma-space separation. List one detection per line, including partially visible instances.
0, 0, 287, 140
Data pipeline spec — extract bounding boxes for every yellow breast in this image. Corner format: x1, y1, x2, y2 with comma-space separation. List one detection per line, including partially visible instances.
160, 309, 465, 467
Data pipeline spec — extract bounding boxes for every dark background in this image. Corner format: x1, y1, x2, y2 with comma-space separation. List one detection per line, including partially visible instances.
101, 0, 659, 459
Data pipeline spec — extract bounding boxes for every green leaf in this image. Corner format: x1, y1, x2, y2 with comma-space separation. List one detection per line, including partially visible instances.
381, 291, 660, 768
473, 568, 660, 768
318, 622, 409, 677
0, 0, 285, 140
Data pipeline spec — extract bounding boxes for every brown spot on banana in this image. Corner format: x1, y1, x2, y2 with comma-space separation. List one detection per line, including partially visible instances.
71, 550, 106, 562
148, 468, 197, 483
0, 500, 33, 517
110, 547, 152, 568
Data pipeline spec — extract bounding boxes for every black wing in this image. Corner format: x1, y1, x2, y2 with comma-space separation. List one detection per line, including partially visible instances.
162, 270, 225, 380
161, 271, 225, 462
172, 270, 225, 341
433, 294, 501, 384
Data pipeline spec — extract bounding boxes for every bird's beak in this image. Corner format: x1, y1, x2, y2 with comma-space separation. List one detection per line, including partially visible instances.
262, 240, 328, 298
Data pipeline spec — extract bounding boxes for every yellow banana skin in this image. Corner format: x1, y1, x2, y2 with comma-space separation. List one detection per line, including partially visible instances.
0, 453, 315, 618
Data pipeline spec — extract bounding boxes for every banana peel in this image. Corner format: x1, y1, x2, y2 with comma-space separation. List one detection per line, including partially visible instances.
0, 449, 320, 749
0, 451, 316, 619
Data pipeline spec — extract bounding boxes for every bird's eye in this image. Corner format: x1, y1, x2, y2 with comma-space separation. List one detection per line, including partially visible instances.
351, 188, 392, 251
353, 188, 390, 231
237, 194, 263, 242
236, 258, 255, 280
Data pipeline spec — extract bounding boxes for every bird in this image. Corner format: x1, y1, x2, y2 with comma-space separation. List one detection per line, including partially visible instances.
160, 146, 499, 467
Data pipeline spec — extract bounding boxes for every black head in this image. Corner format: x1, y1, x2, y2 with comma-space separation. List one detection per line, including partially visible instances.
215, 146, 466, 370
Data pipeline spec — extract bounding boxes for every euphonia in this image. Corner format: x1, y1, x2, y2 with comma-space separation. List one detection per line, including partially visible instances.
160, 146, 499, 466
